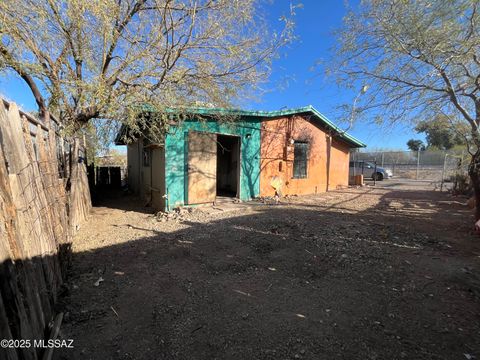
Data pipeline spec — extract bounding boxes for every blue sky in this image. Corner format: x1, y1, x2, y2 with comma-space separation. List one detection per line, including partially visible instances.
0, 0, 422, 151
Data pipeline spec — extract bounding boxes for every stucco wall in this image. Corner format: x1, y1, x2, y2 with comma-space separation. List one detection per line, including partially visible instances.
164, 118, 261, 209
260, 116, 350, 197
140, 147, 151, 202
151, 147, 166, 210
329, 139, 350, 189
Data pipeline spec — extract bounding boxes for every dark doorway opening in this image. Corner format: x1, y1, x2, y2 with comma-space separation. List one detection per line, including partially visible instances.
216, 134, 240, 197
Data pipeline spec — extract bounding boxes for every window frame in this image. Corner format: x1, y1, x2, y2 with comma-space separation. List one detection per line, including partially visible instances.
292, 140, 309, 179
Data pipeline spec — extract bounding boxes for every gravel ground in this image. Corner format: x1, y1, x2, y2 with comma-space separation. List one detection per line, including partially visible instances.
55, 185, 480, 360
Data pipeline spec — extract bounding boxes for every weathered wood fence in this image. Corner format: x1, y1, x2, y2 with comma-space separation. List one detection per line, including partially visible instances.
0, 100, 91, 360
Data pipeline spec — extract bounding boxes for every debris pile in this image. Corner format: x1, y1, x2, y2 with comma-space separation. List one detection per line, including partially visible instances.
155, 207, 194, 222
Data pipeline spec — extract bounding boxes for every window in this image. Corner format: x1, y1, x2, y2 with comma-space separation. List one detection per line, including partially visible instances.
293, 141, 308, 179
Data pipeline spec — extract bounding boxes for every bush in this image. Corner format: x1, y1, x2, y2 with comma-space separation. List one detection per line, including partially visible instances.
450, 173, 471, 195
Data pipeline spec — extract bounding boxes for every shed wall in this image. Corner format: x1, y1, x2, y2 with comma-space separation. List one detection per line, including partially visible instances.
140, 147, 151, 202
127, 141, 141, 194
164, 119, 261, 208
151, 147, 166, 210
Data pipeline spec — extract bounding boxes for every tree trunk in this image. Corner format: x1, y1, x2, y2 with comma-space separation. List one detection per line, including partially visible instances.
468, 150, 480, 221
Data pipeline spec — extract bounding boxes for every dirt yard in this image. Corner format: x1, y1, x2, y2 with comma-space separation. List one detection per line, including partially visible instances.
55, 185, 480, 360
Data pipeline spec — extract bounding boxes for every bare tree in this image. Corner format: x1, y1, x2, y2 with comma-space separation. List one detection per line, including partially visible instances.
0, 0, 294, 137
331, 0, 480, 218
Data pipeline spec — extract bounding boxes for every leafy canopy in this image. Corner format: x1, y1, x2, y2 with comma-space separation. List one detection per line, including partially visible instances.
415, 115, 468, 150
332, 0, 480, 155
0, 0, 294, 138
406, 139, 425, 152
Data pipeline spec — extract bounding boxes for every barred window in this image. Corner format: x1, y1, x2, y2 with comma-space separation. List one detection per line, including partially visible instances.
293, 141, 308, 179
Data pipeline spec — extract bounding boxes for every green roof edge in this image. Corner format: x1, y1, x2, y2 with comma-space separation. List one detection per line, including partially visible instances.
174, 105, 366, 148
116, 105, 366, 148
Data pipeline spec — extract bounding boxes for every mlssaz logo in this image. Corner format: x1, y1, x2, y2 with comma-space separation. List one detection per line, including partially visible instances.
33, 339, 74, 348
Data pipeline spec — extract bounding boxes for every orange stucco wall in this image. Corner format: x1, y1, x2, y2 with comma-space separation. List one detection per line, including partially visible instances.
260, 116, 351, 197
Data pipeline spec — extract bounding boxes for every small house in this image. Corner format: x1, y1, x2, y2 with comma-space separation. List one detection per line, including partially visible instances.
115, 106, 365, 211
259, 106, 365, 197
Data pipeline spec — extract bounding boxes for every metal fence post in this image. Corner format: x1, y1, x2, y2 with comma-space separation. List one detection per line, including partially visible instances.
381, 153, 384, 168
440, 153, 448, 192
416, 150, 420, 180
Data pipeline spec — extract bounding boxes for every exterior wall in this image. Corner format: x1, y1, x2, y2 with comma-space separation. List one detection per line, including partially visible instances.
127, 141, 141, 194
164, 118, 261, 209
127, 139, 166, 210
260, 116, 350, 197
329, 139, 350, 189
140, 146, 151, 202
151, 147, 166, 210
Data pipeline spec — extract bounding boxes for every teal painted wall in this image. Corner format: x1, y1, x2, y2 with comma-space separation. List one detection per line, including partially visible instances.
164, 118, 261, 209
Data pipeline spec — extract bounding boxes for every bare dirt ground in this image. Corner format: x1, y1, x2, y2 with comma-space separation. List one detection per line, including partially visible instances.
55, 184, 480, 360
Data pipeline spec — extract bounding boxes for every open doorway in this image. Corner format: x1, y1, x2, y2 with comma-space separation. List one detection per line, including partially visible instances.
216, 134, 240, 198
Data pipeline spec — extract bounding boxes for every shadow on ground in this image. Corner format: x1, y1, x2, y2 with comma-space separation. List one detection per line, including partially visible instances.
53, 188, 480, 360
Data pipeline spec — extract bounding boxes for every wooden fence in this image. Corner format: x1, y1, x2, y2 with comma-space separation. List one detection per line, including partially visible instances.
0, 100, 91, 360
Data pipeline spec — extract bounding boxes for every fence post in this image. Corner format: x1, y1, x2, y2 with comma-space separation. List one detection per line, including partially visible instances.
381, 153, 384, 168
416, 150, 420, 180
440, 153, 448, 192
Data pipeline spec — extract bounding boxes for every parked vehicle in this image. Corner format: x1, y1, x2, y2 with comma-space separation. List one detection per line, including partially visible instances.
349, 161, 392, 181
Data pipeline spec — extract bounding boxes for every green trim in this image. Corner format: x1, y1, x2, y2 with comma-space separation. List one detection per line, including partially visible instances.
115, 105, 366, 148
174, 105, 366, 148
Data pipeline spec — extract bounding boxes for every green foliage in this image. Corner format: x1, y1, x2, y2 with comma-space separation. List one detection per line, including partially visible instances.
415, 115, 467, 150
331, 0, 480, 155
406, 139, 425, 152
0, 0, 295, 142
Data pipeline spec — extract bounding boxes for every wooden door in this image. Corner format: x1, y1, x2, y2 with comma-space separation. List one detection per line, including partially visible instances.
187, 131, 217, 204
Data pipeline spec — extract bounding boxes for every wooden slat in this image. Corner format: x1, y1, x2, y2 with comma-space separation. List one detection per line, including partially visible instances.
0, 99, 91, 360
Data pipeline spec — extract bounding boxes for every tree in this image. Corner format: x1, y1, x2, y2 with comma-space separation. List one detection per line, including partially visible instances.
406, 139, 425, 152
0, 0, 294, 137
415, 115, 467, 150
332, 0, 480, 219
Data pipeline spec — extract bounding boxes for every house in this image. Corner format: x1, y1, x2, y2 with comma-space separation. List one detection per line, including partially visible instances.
259, 106, 365, 197
115, 106, 365, 211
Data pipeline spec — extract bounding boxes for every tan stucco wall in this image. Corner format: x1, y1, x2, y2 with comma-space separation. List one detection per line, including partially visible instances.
151, 147, 166, 210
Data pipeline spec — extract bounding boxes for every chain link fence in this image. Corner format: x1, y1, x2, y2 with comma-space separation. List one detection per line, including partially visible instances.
351, 149, 469, 188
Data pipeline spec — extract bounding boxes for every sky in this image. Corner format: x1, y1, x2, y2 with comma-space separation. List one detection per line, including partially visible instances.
0, 0, 424, 151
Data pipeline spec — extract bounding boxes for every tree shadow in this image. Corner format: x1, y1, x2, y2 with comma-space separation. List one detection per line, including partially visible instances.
2, 188, 479, 360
